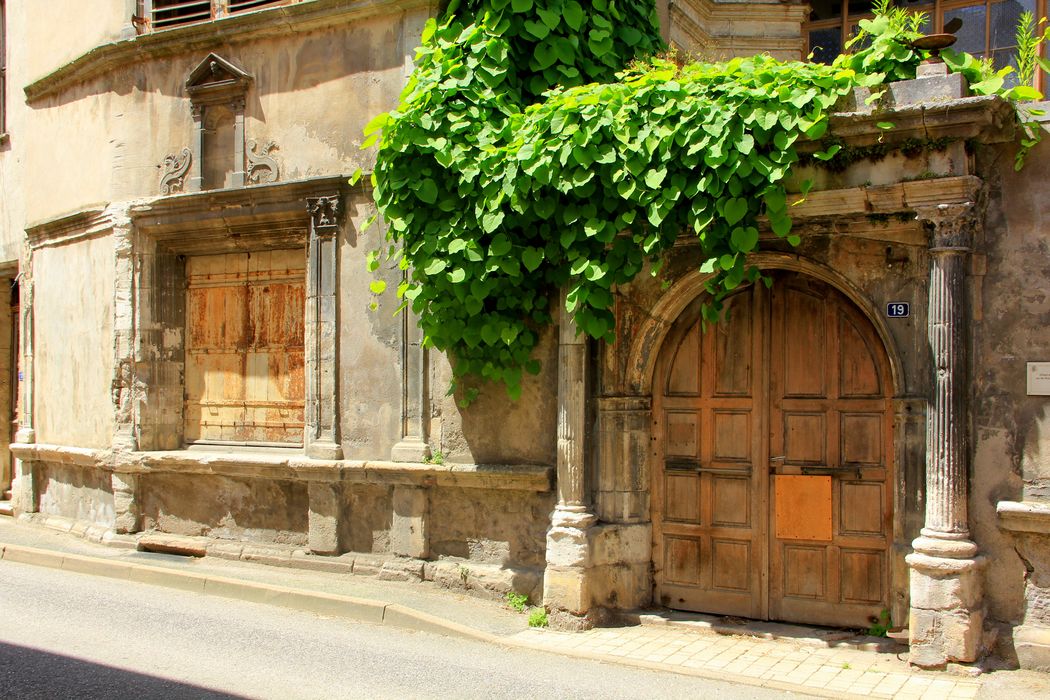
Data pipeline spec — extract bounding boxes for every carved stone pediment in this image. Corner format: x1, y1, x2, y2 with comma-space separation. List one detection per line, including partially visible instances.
186, 53, 253, 105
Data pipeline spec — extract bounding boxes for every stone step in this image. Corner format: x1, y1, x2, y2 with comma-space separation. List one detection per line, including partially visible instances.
619, 608, 905, 652
0, 501, 13, 517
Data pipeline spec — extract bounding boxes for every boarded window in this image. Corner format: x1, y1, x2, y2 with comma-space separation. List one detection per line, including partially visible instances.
184, 250, 305, 445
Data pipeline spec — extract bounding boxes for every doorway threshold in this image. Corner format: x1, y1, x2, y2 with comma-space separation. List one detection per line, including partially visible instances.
617, 608, 906, 653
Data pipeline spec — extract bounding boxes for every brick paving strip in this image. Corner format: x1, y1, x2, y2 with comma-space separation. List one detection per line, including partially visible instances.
509, 627, 982, 699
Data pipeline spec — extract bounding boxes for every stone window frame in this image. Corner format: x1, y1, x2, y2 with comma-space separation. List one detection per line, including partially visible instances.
135, 0, 297, 33
128, 176, 347, 459
804, 0, 1048, 90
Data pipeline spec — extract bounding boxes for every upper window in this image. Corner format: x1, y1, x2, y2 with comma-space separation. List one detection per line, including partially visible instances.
804, 0, 1046, 88
137, 0, 297, 32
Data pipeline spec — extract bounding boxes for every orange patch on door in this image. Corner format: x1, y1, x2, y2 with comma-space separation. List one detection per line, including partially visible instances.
775, 475, 833, 541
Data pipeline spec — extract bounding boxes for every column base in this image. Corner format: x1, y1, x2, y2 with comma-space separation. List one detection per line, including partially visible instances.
907, 536, 986, 667
305, 441, 343, 461
543, 506, 597, 615
390, 438, 431, 463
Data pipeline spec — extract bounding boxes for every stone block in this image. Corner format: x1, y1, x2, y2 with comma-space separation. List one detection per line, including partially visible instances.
910, 565, 982, 611
1015, 624, 1050, 671
888, 72, 968, 107
589, 522, 651, 567
589, 562, 652, 610
308, 482, 342, 555
545, 525, 591, 568
909, 606, 984, 667
111, 472, 139, 534
378, 558, 425, 582
390, 485, 429, 559
543, 566, 590, 615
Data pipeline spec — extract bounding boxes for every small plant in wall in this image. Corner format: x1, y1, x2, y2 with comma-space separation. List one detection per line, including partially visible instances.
505, 591, 530, 613
360, 0, 1043, 403
528, 607, 549, 628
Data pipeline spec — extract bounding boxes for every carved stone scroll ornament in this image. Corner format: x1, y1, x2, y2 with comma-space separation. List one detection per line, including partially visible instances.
246, 140, 280, 185
159, 148, 192, 195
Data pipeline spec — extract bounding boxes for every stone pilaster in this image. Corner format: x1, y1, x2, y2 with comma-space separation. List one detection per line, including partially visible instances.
390, 296, 430, 462
307, 481, 343, 555
543, 292, 597, 621
12, 247, 36, 516
110, 206, 138, 452
907, 202, 986, 667
188, 104, 204, 193
391, 485, 429, 559
230, 97, 247, 188
305, 195, 343, 460
111, 472, 140, 534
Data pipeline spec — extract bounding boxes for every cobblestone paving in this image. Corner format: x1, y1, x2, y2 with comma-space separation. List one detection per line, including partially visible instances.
512, 626, 982, 699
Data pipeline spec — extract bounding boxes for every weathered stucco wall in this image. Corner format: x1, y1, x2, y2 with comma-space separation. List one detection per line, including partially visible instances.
429, 487, 553, 569
20, 0, 126, 82
972, 129, 1050, 633
21, 7, 423, 227
139, 473, 309, 545
33, 235, 115, 447
35, 462, 114, 526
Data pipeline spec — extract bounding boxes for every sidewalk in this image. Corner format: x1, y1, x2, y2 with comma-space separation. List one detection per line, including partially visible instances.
1, 517, 1045, 699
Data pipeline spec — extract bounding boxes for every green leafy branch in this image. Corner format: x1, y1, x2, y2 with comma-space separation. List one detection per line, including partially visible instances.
362, 1, 1042, 403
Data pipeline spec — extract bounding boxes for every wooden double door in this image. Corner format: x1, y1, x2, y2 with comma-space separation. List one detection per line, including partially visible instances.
653, 272, 893, 628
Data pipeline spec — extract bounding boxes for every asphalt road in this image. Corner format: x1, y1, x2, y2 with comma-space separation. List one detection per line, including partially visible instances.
0, 559, 816, 699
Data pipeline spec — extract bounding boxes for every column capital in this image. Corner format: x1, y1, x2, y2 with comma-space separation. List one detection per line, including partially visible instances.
915, 201, 977, 251
307, 194, 342, 238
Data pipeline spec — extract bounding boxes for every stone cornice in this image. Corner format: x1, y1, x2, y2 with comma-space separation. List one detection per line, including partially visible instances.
814, 94, 1017, 151
9, 441, 555, 492
669, 0, 806, 54
24, 0, 434, 103
998, 501, 1050, 535
130, 174, 355, 254
26, 204, 115, 249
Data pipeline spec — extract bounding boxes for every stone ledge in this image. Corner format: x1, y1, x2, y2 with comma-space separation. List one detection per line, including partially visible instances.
11, 442, 554, 492
998, 501, 1050, 534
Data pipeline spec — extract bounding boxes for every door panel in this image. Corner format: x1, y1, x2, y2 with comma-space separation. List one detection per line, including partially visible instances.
184, 250, 306, 445
653, 289, 764, 618
769, 276, 892, 628
654, 272, 892, 629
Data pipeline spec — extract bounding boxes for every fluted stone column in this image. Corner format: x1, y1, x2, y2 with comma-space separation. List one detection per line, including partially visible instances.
12, 251, 36, 516
305, 195, 343, 460
543, 291, 597, 623
907, 202, 986, 667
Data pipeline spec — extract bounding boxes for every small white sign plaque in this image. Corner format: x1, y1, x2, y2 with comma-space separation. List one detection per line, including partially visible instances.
1028, 363, 1050, 396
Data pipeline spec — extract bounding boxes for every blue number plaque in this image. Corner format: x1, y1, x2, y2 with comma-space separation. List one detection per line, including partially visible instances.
886, 302, 910, 318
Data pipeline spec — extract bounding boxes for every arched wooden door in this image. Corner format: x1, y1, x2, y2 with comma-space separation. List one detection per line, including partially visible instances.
652, 272, 893, 628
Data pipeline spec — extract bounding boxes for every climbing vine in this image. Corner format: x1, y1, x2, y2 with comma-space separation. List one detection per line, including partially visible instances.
361, 0, 1041, 402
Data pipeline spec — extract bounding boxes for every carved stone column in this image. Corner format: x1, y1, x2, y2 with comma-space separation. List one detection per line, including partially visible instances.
543, 291, 597, 623
12, 249, 36, 516
907, 202, 986, 667
230, 97, 247, 188
390, 295, 430, 462
188, 104, 204, 193
304, 196, 343, 460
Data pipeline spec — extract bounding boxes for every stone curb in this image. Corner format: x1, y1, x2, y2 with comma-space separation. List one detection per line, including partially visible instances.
0, 541, 862, 697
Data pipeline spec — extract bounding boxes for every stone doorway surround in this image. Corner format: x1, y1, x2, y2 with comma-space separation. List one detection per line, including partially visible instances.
541, 81, 1015, 670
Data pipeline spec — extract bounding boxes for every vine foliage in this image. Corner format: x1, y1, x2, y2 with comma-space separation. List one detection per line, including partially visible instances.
361, 0, 1038, 402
